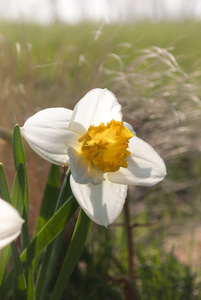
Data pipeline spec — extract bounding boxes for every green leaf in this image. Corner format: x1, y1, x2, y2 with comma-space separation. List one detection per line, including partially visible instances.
21, 195, 78, 268
11, 164, 30, 250
50, 210, 93, 300
0, 163, 11, 203
35, 169, 72, 298
11, 164, 25, 214
11, 242, 27, 300
34, 164, 60, 236
13, 126, 30, 251
35, 232, 63, 300
0, 195, 78, 299
12, 125, 29, 219
0, 246, 11, 286
0, 164, 11, 285
12, 126, 33, 298
33, 164, 60, 277
27, 267, 35, 300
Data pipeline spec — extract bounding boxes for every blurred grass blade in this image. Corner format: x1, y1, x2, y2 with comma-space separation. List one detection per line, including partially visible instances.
50, 210, 92, 300
12, 124, 29, 218
11, 242, 27, 300
36, 169, 72, 298
0, 127, 12, 144
0, 164, 11, 285
34, 164, 60, 236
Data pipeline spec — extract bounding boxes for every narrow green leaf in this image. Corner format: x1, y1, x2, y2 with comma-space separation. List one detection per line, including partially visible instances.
0, 195, 78, 299
0, 271, 11, 299
11, 242, 27, 300
0, 164, 11, 285
50, 210, 93, 300
11, 164, 25, 214
0, 163, 11, 203
12, 125, 29, 218
34, 164, 60, 236
33, 164, 60, 275
13, 126, 30, 250
0, 164, 26, 295
27, 267, 35, 300
12, 126, 33, 298
0, 246, 11, 286
11, 164, 30, 250
35, 169, 72, 299
21, 195, 78, 268
35, 232, 63, 300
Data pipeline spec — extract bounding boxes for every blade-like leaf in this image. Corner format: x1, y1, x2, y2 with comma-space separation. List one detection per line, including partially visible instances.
13, 126, 30, 251
21, 195, 78, 268
0, 164, 11, 285
12, 126, 33, 298
11, 163, 25, 215
0, 246, 11, 286
34, 164, 60, 236
11, 242, 27, 300
0, 195, 78, 299
13, 125, 29, 219
27, 267, 35, 300
50, 210, 92, 300
0, 163, 11, 203
35, 169, 71, 299
33, 164, 60, 276
11, 164, 30, 250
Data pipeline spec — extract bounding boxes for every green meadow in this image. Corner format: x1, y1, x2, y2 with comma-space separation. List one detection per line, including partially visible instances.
1, 21, 201, 299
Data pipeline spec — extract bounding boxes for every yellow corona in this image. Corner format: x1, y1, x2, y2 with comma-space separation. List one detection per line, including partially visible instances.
79, 119, 133, 173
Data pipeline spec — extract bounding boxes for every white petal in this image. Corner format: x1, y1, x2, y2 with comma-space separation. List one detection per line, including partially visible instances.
70, 175, 128, 226
68, 147, 103, 185
0, 198, 24, 250
21, 108, 80, 166
68, 88, 122, 134
108, 136, 166, 186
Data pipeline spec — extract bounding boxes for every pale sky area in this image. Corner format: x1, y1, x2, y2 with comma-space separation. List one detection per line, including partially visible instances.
0, 0, 201, 24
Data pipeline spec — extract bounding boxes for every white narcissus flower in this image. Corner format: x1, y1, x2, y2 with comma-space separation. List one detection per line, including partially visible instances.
21, 88, 166, 226
0, 198, 24, 250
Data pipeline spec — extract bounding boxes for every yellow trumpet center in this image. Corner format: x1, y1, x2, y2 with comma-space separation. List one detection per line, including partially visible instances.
78, 119, 133, 173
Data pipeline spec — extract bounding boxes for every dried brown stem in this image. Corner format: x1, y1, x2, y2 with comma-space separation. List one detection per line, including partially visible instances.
124, 197, 134, 279
123, 197, 138, 300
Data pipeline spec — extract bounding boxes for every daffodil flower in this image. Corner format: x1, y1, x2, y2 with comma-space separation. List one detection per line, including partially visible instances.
21, 88, 166, 226
0, 198, 24, 250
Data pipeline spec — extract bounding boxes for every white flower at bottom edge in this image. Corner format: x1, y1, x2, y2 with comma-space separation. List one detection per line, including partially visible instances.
20, 88, 166, 227
0, 198, 24, 250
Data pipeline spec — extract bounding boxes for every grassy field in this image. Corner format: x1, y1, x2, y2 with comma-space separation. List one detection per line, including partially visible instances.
1, 21, 201, 299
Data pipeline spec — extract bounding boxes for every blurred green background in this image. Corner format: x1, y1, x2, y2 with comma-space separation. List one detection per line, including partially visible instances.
0, 20, 201, 299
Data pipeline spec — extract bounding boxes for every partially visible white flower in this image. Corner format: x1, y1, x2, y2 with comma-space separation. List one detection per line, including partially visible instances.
21, 88, 166, 227
0, 198, 24, 250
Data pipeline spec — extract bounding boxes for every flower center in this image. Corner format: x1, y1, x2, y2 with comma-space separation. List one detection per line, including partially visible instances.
78, 119, 133, 173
